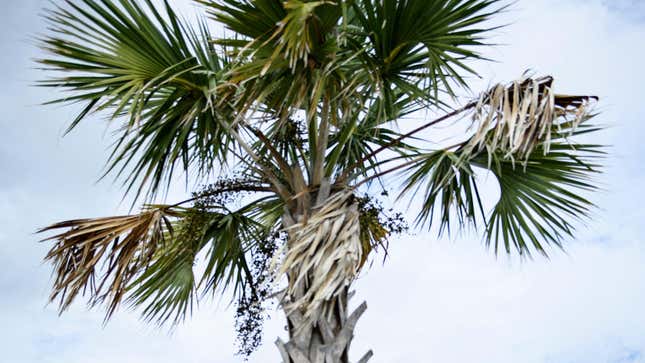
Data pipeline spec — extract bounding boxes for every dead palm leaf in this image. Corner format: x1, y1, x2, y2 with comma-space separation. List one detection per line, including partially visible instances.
39, 206, 177, 318
465, 73, 598, 164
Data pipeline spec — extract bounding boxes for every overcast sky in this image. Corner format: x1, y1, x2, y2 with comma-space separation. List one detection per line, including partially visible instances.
1, 0, 644, 362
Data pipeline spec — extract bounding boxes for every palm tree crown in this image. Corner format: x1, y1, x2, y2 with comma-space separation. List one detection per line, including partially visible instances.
37, 0, 603, 360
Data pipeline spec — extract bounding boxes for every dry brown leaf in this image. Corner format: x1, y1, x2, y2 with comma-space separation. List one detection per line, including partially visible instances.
465, 73, 597, 165
39, 206, 178, 317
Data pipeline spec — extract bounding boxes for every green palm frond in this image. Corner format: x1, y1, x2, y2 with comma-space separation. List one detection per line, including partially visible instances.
473, 122, 605, 256
39, 0, 236, 199
129, 243, 197, 325
197, 209, 261, 297
400, 150, 484, 234
200, 0, 285, 41
128, 205, 265, 325
399, 116, 604, 256
349, 0, 502, 103
203, 0, 340, 69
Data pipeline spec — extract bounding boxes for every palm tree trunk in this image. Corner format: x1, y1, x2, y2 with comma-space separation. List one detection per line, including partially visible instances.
275, 286, 373, 363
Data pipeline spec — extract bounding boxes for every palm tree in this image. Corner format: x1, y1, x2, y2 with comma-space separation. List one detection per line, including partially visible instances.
36, 0, 604, 362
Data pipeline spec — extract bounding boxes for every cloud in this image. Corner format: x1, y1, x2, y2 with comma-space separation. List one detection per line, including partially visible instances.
601, 0, 645, 22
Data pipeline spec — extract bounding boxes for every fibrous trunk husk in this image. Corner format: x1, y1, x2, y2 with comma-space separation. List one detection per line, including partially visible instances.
276, 190, 363, 324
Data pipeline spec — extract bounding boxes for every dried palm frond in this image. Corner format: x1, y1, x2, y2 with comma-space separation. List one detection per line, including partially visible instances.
39, 206, 177, 318
274, 191, 363, 323
465, 73, 598, 164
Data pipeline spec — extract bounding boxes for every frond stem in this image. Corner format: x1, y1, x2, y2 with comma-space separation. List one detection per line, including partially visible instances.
225, 127, 291, 200
338, 101, 476, 183
167, 185, 273, 209
352, 155, 425, 189
352, 141, 467, 189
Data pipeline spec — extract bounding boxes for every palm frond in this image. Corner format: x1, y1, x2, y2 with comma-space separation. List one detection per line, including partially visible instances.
472, 124, 605, 257
465, 73, 598, 163
349, 0, 502, 103
399, 115, 604, 256
393, 73, 601, 250
400, 150, 484, 234
203, 0, 340, 70
39, 0, 236, 199
39, 206, 177, 318
39, 185, 281, 325
128, 205, 263, 325
200, 0, 285, 41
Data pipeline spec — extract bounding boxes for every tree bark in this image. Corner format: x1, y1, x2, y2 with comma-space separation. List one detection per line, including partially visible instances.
275, 287, 372, 363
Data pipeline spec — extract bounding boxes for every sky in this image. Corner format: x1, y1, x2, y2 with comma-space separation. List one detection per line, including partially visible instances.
1, 0, 644, 362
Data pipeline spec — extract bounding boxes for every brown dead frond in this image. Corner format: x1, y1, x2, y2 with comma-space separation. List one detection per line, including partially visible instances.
466, 73, 598, 164
39, 206, 178, 318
